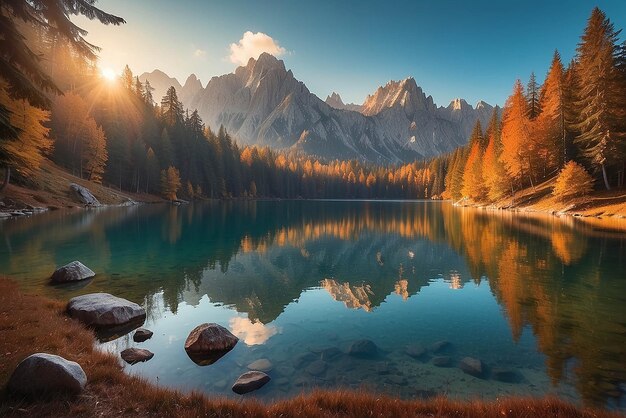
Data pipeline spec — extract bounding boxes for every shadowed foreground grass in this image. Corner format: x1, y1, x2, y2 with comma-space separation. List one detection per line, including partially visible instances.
0, 278, 620, 417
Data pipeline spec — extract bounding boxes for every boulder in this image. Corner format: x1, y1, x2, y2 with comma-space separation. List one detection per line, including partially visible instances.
69, 183, 100, 206
8, 353, 87, 395
184, 323, 238, 365
459, 357, 484, 377
232, 371, 270, 395
348, 339, 378, 357
247, 358, 272, 372
67, 293, 146, 327
50, 261, 95, 283
120, 348, 154, 364
432, 356, 452, 367
133, 328, 154, 343
405, 344, 427, 359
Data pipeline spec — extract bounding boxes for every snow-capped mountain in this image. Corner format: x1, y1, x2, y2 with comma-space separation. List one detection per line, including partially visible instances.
142, 53, 496, 163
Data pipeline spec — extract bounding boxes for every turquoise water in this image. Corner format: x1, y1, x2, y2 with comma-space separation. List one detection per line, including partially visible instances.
0, 201, 624, 409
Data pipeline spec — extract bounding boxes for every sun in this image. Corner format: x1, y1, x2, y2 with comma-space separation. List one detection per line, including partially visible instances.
100, 67, 117, 81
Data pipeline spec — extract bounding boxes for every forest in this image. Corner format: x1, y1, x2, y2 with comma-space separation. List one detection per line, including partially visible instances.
0, 6, 625, 203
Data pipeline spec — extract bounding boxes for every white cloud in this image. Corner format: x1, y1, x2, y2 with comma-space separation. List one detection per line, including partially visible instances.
229, 316, 279, 345
229, 31, 286, 65
194, 48, 206, 58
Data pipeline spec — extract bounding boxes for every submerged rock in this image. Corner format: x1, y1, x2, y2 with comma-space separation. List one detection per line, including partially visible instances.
293, 352, 317, 368
184, 323, 238, 365
429, 340, 452, 353
120, 348, 154, 364
69, 183, 100, 206
67, 293, 146, 327
405, 344, 427, 359
459, 357, 484, 378
306, 360, 327, 376
432, 356, 453, 367
348, 339, 378, 357
133, 328, 154, 342
50, 261, 95, 283
232, 371, 271, 394
8, 353, 87, 395
320, 347, 343, 362
247, 358, 273, 372
492, 368, 523, 383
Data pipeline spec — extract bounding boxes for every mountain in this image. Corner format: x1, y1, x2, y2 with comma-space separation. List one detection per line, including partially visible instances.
143, 53, 496, 163
138, 69, 182, 105
179, 74, 203, 107
325, 92, 363, 112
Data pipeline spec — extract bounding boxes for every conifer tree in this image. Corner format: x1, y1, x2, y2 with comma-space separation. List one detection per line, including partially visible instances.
161, 87, 184, 127
161, 166, 181, 200
526, 72, 542, 120
462, 121, 488, 202
574, 7, 625, 190
482, 109, 511, 202
121, 65, 134, 90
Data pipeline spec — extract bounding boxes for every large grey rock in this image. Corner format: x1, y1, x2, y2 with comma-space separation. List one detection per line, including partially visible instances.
405, 344, 427, 359
348, 339, 378, 357
8, 353, 87, 395
69, 183, 100, 206
232, 371, 270, 394
50, 261, 95, 283
247, 358, 272, 372
120, 348, 154, 364
459, 357, 484, 377
184, 323, 238, 365
67, 293, 146, 327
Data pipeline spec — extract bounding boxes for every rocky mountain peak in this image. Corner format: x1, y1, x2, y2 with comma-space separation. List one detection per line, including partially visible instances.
361, 77, 433, 116
326, 92, 345, 107
448, 98, 472, 111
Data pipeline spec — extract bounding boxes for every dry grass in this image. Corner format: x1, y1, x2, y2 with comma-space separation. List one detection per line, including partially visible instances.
1, 159, 163, 211
0, 277, 621, 418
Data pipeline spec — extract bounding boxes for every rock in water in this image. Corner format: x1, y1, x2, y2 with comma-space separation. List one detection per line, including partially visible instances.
306, 360, 327, 376
133, 328, 154, 342
69, 183, 100, 206
405, 344, 427, 359
432, 356, 452, 367
492, 368, 523, 383
348, 339, 378, 357
50, 261, 95, 283
247, 358, 273, 372
67, 293, 146, 327
459, 357, 484, 377
429, 340, 452, 353
184, 323, 238, 365
232, 371, 270, 395
121, 348, 154, 364
8, 353, 87, 395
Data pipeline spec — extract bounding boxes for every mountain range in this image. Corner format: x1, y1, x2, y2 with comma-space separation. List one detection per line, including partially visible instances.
140, 53, 497, 163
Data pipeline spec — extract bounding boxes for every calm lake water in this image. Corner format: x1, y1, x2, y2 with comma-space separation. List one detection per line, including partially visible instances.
1, 201, 625, 409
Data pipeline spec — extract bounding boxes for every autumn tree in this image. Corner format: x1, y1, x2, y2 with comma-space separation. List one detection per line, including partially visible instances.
535, 51, 566, 174
526, 72, 542, 120
482, 109, 511, 202
161, 166, 181, 200
574, 7, 625, 190
553, 161, 594, 201
500, 80, 535, 188
0, 81, 51, 184
462, 120, 488, 202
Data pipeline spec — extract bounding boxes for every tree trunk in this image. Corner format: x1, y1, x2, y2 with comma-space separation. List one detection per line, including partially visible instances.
601, 164, 611, 190
0, 165, 10, 192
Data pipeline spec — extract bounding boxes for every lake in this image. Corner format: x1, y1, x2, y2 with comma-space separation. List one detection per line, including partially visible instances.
0, 200, 624, 410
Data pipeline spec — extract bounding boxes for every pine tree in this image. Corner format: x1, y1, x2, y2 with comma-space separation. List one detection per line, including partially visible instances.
160, 87, 184, 127
553, 161, 594, 201
574, 7, 625, 190
526, 72, 542, 120
121, 65, 134, 90
143, 80, 155, 106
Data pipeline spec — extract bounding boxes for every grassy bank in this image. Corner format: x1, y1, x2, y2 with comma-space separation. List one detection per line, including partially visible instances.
0, 278, 620, 417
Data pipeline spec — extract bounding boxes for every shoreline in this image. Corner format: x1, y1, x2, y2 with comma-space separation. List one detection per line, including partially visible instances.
0, 277, 619, 418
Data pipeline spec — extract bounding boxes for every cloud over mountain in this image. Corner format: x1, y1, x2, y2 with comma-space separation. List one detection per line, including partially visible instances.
229, 31, 286, 65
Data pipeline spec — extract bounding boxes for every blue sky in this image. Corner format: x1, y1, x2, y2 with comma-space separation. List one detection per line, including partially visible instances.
79, 0, 626, 107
